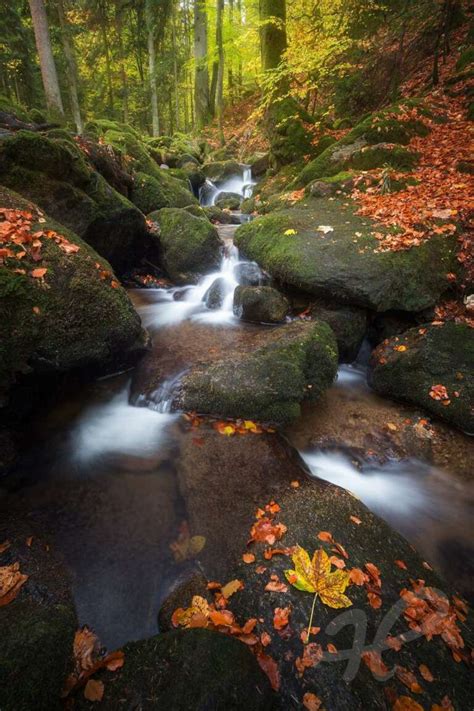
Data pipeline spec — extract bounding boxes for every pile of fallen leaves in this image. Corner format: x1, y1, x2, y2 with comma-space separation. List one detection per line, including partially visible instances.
0, 539, 28, 607
184, 411, 275, 438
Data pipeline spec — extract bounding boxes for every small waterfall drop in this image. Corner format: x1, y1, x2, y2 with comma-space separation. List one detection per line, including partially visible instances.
199, 164, 256, 207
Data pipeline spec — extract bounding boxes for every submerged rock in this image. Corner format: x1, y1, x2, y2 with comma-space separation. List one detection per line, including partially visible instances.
0, 515, 77, 711
75, 629, 275, 710
0, 130, 150, 275
156, 427, 473, 711
233, 286, 289, 323
233, 261, 266, 286
148, 207, 221, 284
204, 278, 229, 310
176, 320, 338, 423
203, 205, 242, 225
368, 322, 474, 432
235, 198, 457, 312
0, 188, 147, 413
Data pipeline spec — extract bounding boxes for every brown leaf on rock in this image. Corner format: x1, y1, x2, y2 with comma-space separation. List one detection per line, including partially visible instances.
273, 606, 291, 630
0, 562, 28, 607
257, 652, 280, 691
362, 650, 389, 678
317, 531, 334, 543
0, 541, 11, 554
242, 552, 255, 564
303, 692, 322, 711
221, 579, 243, 599
395, 665, 423, 693
84, 679, 104, 702
350, 515, 362, 525
419, 664, 434, 682
393, 697, 424, 711
395, 560, 408, 570
295, 643, 324, 676
349, 568, 368, 586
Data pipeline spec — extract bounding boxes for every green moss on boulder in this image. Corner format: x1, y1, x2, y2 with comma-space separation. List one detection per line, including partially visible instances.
368, 322, 474, 432
235, 198, 457, 312
233, 285, 289, 323
203, 161, 242, 184
148, 207, 221, 284
131, 171, 196, 214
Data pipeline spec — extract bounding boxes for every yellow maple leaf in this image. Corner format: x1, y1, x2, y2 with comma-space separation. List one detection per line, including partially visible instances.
285, 546, 352, 609
284, 228, 297, 236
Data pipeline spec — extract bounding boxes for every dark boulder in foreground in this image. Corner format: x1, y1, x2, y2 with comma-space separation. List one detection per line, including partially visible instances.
0, 131, 151, 275
157, 427, 473, 711
368, 321, 474, 432
0, 515, 77, 711
148, 207, 221, 284
309, 300, 368, 362
233, 285, 290, 323
0, 188, 147, 413
176, 321, 338, 423
235, 197, 457, 312
76, 629, 275, 710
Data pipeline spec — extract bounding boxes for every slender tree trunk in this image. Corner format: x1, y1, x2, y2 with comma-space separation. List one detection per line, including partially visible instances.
194, 0, 212, 128
259, 0, 287, 74
237, 0, 243, 98
228, 0, 234, 104
28, 0, 64, 117
216, 0, 224, 144
57, 0, 83, 133
98, 1, 115, 114
172, 6, 180, 131
145, 0, 160, 136
114, 2, 129, 123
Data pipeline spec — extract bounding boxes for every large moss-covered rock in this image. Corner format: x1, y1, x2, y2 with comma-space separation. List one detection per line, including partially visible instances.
265, 96, 315, 166
368, 322, 474, 432
148, 207, 221, 284
235, 198, 457, 312
158, 427, 473, 711
203, 161, 243, 184
0, 188, 147, 410
0, 131, 149, 274
130, 170, 196, 214
175, 320, 338, 423
233, 285, 289, 323
0, 515, 77, 711
215, 191, 242, 210
310, 300, 368, 362
75, 629, 275, 710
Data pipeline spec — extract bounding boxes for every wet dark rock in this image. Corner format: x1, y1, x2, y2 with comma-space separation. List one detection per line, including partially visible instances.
75, 629, 275, 710
215, 191, 242, 210
176, 320, 338, 423
203, 161, 243, 184
0, 188, 148, 415
246, 152, 270, 177
308, 180, 337, 197
147, 207, 221, 284
309, 300, 368, 362
0, 515, 77, 711
368, 321, 474, 432
234, 261, 266, 286
158, 570, 210, 632
235, 197, 457, 312
233, 286, 290, 323
0, 130, 150, 275
203, 205, 242, 225
158, 427, 474, 711
204, 278, 229, 310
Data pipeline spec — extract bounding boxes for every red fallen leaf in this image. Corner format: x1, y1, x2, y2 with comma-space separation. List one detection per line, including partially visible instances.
273, 606, 291, 630
331, 542, 349, 559
364, 562, 381, 588
249, 517, 287, 546
238, 633, 259, 645
395, 560, 408, 570
350, 515, 362, 525
209, 609, 234, 627
317, 531, 334, 543
295, 643, 323, 676
452, 596, 468, 615
241, 618, 257, 634
265, 578, 288, 593
207, 581, 221, 590
362, 650, 389, 678
329, 555, 346, 569
429, 384, 449, 401
84, 679, 104, 702
418, 664, 434, 682
111, 280, 119, 289
385, 635, 403, 651
257, 652, 280, 691
303, 692, 322, 711
255, 565, 267, 575
265, 501, 280, 515
395, 665, 423, 693
30, 267, 47, 278
300, 627, 320, 644
393, 697, 424, 711
242, 552, 255, 564
367, 591, 382, 609
349, 568, 367, 586
264, 547, 292, 560
105, 651, 125, 672
327, 643, 337, 654
261, 631, 272, 646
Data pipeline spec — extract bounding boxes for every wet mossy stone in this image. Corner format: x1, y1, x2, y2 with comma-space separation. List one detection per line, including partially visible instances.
0, 188, 147, 407
265, 96, 315, 166
0, 517, 77, 711
74, 629, 275, 710
0, 131, 149, 274
183, 204, 208, 219
130, 170, 196, 214
215, 191, 242, 210
204, 277, 229, 309
203, 205, 242, 225
368, 322, 474, 432
235, 198, 457, 312
246, 152, 270, 177
149, 207, 221, 284
233, 285, 289, 323
203, 160, 243, 184
176, 320, 338, 424
310, 300, 368, 363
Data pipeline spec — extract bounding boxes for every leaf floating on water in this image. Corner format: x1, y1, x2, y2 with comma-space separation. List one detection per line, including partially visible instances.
0, 562, 29, 607
170, 521, 206, 562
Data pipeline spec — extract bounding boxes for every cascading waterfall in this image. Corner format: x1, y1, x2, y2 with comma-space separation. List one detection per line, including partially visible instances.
199, 164, 256, 207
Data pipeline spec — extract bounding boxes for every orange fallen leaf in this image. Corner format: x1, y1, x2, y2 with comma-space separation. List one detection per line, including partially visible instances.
221, 579, 243, 600
395, 559, 408, 570
0, 562, 28, 607
396, 665, 423, 693
393, 697, 424, 711
303, 691, 322, 711
367, 591, 382, 609
290, 480, 300, 488
327, 643, 337, 653
362, 650, 389, 678
84, 679, 104, 702
419, 664, 434, 682
242, 552, 255, 564
261, 631, 272, 646
350, 515, 362, 525
349, 568, 367, 586
30, 267, 47, 278
273, 606, 291, 630
317, 531, 334, 543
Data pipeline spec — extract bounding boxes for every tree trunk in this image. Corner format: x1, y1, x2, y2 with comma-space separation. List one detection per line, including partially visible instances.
57, 0, 83, 133
28, 0, 64, 118
237, 0, 243, 98
194, 0, 212, 128
215, 0, 224, 144
146, 0, 160, 135
114, 1, 129, 123
228, 0, 234, 104
259, 0, 287, 74
98, 1, 115, 114
172, 6, 180, 131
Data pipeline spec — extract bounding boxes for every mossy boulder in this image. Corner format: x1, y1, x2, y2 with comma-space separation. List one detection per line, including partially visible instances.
235, 198, 457, 312
203, 205, 242, 224
204, 277, 229, 309
368, 322, 474, 432
0, 515, 77, 711
203, 161, 243, 184
265, 96, 315, 166
0, 131, 149, 275
148, 207, 221, 284
310, 300, 368, 362
175, 320, 338, 424
215, 191, 242, 210
0, 188, 147, 411
75, 629, 275, 710
246, 152, 270, 177
130, 170, 196, 214
233, 285, 289, 323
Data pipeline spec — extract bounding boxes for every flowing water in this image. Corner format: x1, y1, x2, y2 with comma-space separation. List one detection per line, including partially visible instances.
1, 169, 473, 649
199, 165, 255, 207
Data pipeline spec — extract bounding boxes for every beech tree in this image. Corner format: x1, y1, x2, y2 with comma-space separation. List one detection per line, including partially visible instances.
194, 0, 212, 128
28, 0, 64, 118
